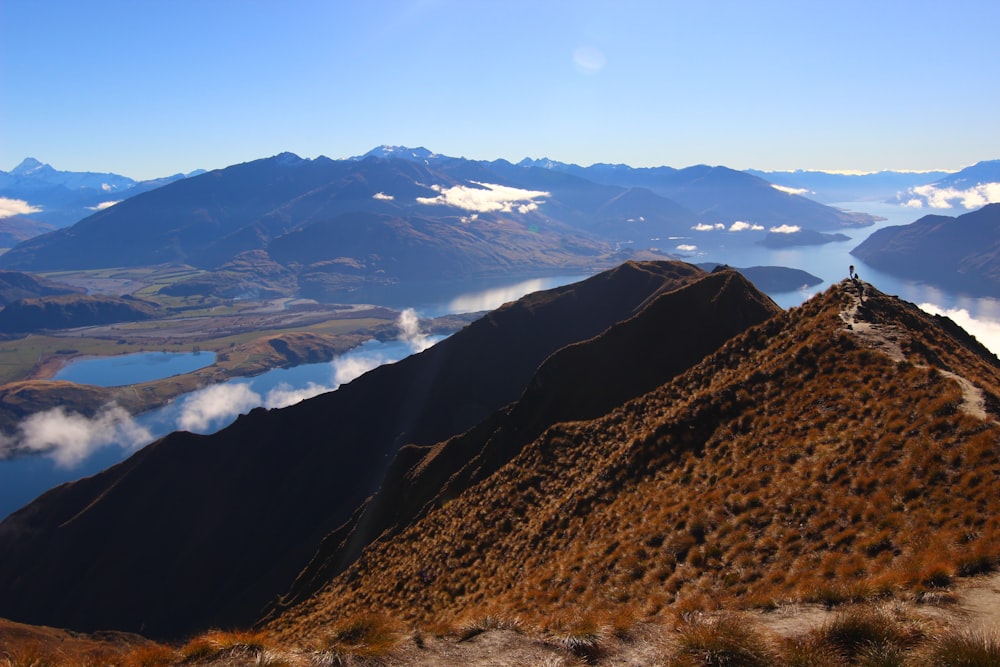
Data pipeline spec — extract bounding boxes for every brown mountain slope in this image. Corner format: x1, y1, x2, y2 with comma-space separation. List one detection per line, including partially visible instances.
0, 260, 709, 640
266, 269, 781, 616
268, 280, 1000, 643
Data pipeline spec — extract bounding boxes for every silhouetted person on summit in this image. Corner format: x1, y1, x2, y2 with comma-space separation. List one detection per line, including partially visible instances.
852, 273, 864, 302
849, 264, 855, 279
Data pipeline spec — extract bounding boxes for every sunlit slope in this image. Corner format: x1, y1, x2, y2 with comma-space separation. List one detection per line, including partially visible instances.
269, 280, 1000, 642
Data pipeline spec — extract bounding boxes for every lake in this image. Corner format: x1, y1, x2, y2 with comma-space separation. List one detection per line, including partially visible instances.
2, 201, 997, 518
53, 350, 216, 386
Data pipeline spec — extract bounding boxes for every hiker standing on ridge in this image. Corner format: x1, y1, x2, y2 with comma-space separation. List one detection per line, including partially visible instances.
849, 264, 855, 279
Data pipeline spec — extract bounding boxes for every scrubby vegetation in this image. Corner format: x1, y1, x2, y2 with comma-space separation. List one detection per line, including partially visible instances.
3, 280, 999, 665
5, 599, 1000, 666
267, 283, 1000, 640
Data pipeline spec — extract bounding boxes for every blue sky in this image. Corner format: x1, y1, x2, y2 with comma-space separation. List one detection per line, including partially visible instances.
2, 0, 998, 180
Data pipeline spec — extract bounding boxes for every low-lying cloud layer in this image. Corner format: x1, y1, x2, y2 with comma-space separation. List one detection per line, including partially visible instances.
0, 197, 42, 219
918, 303, 1000, 357
417, 181, 549, 214
0, 310, 443, 467
769, 224, 801, 234
730, 221, 765, 231
902, 183, 1000, 209
692, 221, 765, 232
1, 404, 152, 468
771, 184, 811, 196
177, 382, 261, 432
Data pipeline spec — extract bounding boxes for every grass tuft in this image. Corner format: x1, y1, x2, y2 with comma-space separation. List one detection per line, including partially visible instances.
812, 604, 925, 661
457, 614, 524, 641
669, 613, 778, 667
915, 629, 1000, 666
321, 614, 400, 660
121, 643, 178, 667
179, 629, 271, 662
0, 642, 59, 667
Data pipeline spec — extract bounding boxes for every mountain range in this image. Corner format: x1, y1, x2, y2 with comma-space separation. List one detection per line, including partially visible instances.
0, 148, 883, 301
1, 259, 997, 647
0, 158, 200, 231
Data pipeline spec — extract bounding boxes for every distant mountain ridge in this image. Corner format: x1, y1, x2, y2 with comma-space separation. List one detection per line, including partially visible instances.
851, 202, 1000, 295
0, 157, 200, 230
0, 271, 83, 307
0, 294, 163, 333
0, 148, 881, 300
893, 160, 1000, 210
745, 168, 952, 203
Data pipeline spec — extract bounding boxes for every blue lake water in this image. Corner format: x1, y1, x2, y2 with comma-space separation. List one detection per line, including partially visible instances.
53, 351, 216, 386
2, 201, 998, 519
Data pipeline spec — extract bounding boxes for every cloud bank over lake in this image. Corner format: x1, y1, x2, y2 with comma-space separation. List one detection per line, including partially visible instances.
0, 310, 441, 467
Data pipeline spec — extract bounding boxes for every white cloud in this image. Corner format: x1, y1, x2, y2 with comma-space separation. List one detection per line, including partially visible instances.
88, 200, 120, 211
397, 307, 435, 353
692, 223, 726, 231
771, 184, 811, 196
177, 383, 261, 432
416, 181, 549, 214
676, 244, 698, 252
332, 352, 389, 387
13, 404, 152, 468
329, 308, 442, 387
769, 224, 801, 234
0, 312, 450, 466
918, 304, 1000, 357
729, 220, 765, 232
573, 45, 607, 73
904, 182, 1000, 210
372, 192, 394, 201
0, 197, 42, 219
447, 278, 547, 313
265, 381, 331, 408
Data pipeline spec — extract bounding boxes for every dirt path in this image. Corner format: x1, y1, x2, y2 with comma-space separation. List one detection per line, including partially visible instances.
839, 281, 992, 422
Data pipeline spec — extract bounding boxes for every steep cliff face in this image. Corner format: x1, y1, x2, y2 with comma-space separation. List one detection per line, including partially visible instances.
266, 280, 1000, 643
0, 260, 708, 639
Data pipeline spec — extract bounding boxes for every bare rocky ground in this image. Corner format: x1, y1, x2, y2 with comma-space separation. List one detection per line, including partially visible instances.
252, 574, 1000, 665
6, 553, 992, 665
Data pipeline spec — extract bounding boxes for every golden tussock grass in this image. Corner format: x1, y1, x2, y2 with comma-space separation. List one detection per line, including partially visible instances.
266, 285, 1000, 643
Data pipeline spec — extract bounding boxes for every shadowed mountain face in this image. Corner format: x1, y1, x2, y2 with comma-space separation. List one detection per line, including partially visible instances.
264, 269, 781, 617
266, 280, 1000, 643
0, 260, 731, 640
851, 203, 1000, 295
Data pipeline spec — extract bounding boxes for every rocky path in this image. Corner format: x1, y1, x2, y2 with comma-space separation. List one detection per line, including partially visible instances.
839, 281, 992, 422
